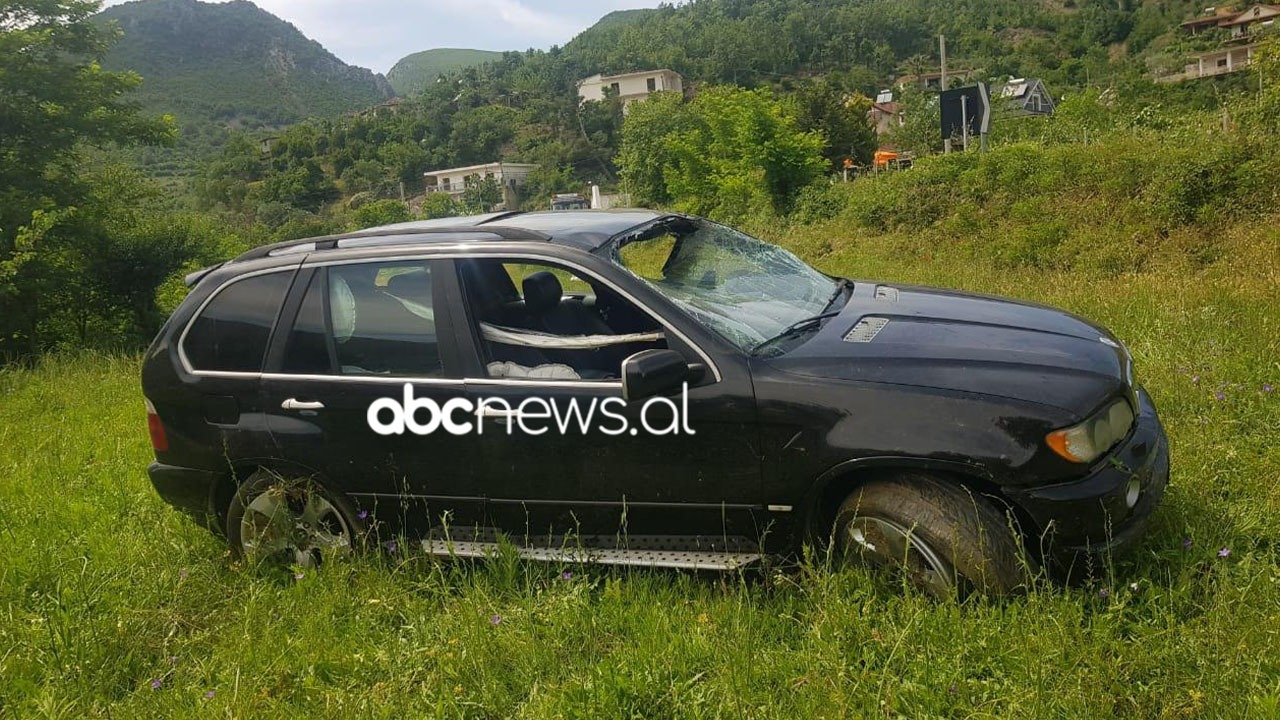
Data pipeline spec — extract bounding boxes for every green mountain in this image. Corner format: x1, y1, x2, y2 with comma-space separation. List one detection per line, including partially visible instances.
584, 8, 659, 34
96, 0, 393, 130
387, 48, 504, 96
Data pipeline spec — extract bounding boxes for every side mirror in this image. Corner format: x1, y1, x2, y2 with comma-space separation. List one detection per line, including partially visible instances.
622, 349, 690, 401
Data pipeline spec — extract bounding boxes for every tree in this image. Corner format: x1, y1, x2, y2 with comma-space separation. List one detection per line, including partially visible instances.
350, 199, 412, 229
461, 176, 504, 213
620, 86, 825, 221
790, 79, 877, 168
1, 0, 175, 358
616, 92, 692, 207
420, 192, 462, 219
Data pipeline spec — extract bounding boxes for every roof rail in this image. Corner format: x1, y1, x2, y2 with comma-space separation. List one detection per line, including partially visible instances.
231, 225, 551, 263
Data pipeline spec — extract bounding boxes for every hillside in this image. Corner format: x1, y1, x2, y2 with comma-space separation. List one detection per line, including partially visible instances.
387, 48, 504, 96
96, 0, 393, 130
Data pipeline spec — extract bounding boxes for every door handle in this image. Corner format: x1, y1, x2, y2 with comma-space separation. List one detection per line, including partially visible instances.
478, 406, 515, 423
282, 398, 325, 411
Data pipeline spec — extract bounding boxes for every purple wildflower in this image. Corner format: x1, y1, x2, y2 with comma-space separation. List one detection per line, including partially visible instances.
490, 614, 502, 625
1099, 588, 1110, 599
1218, 547, 1231, 558
150, 678, 163, 690
1263, 384, 1274, 394
1214, 391, 1226, 401
1183, 537, 1193, 549
204, 690, 216, 699
294, 571, 304, 580
383, 540, 398, 554
357, 510, 369, 521
561, 571, 573, 580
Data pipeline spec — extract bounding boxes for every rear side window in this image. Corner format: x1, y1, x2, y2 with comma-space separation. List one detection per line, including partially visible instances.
184, 271, 292, 372
280, 261, 442, 377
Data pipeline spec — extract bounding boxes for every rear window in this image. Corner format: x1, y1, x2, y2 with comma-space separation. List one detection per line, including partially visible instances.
184, 271, 292, 372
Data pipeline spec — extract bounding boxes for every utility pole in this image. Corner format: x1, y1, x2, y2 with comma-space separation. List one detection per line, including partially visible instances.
940, 34, 951, 154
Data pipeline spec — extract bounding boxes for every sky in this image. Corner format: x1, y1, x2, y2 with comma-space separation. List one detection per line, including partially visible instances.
99, 0, 665, 73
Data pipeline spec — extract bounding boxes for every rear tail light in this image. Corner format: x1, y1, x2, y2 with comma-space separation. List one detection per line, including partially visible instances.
145, 398, 169, 453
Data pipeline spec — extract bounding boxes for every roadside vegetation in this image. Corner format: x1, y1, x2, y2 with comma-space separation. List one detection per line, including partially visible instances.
3, 208, 1279, 715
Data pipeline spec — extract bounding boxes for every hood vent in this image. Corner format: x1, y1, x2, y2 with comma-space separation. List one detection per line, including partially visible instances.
844, 316, 889, 343
874, 285, 900, 302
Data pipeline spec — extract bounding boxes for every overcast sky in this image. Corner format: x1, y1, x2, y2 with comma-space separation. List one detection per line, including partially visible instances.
99, 0, 666, 73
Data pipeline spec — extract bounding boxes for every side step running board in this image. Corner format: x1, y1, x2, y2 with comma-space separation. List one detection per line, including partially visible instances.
421, 532, 764, 571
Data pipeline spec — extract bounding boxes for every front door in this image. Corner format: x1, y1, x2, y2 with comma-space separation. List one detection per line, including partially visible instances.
262, 259, 484, 538
449, 255, 762, 543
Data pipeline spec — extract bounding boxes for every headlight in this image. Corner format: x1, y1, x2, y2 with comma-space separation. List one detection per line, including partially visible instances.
1045, 398, 1135, 463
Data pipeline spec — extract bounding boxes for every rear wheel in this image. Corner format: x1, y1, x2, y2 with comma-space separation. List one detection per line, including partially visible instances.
227, 471, 364, 568
832, 474, 1033, 597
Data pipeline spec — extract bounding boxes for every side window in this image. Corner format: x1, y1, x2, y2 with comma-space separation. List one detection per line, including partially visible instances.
459, 258, 667, 381
327, 261, 442, 377
184, 271, 292, 372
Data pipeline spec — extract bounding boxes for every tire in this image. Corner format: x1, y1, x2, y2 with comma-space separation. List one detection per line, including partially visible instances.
226, 470, 365, 568
832, 473, 1034, 597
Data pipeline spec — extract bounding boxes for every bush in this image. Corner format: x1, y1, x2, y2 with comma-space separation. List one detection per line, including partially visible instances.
350, 200, 412, 230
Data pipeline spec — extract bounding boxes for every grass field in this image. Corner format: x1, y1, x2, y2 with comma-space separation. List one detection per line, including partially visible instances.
2, 220, 1280, 718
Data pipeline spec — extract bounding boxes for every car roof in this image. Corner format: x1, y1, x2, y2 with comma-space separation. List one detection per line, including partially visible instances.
183, 209, 667, 288
246, 209, 660, 258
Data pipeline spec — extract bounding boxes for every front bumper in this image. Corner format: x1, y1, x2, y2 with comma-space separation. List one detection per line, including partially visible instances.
1009, 387, 1169, 555
148, 462, 221, 531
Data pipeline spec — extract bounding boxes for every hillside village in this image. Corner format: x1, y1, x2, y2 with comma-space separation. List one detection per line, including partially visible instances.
92, 0, 1280, 223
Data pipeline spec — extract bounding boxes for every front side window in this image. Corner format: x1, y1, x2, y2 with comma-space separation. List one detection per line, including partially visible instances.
458, 258, 667, 381
611, 217, 839, 352
281, 261, 443, 377
184, 271, 292, 372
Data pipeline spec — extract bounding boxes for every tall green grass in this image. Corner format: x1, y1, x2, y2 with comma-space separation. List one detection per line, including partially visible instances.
2, 217, 1280, 716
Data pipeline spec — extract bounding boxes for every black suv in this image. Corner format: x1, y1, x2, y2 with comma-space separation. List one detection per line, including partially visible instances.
142, 211, 1168, 595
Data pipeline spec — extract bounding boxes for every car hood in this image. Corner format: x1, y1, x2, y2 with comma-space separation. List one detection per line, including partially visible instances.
764, 281, 1132, 416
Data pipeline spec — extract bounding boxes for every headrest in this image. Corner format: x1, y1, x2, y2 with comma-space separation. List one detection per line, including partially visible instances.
522, 271, 562, 315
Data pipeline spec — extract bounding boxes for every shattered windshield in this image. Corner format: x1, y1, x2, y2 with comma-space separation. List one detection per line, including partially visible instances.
610, 217, 838, 352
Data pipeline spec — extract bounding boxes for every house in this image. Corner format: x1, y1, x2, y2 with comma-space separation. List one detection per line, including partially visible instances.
577, 69, 684, 108
867, 90, 904, 136
1179, 7, 1240, 35
1220, 4, 1280, 39
422, 162, 538, 196
996, 78, 1056, 116
1160, 5, 1278, 81
1158, 43, 1264, 81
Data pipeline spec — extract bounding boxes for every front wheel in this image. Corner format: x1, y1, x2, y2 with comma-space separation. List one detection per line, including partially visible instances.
226, 471, 365, 568
832, 474, 1034, 597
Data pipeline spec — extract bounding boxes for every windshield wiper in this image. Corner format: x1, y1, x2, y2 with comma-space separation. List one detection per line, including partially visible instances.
749, 279, 854, 355
750, 309, 844, 355
825, 277, 854, 311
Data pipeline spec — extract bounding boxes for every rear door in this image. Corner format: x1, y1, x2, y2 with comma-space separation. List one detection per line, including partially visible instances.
158, 266, 299, 484
261, 257, 485, 537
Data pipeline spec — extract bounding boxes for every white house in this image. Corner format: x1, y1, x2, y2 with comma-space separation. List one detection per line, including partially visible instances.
422, 162, 538, 196
577, 69, 684, 108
